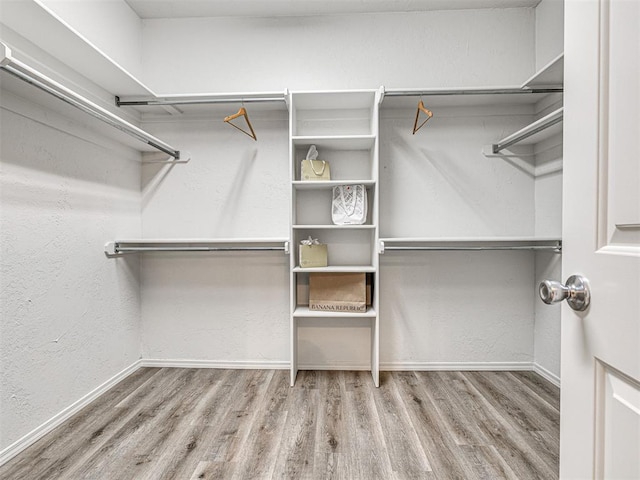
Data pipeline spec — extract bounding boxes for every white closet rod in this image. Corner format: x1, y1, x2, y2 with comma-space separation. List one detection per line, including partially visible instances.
116, 246, 286, 253
492, 107, 564, 153
0, 42, 181, 160
383, 245, 561, 252
379, 239, 562, 254
105, 239, 289, 256
116, 94, 286, 107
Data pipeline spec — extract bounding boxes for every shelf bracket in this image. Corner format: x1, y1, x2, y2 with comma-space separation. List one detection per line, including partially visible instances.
142, 151, 191, 164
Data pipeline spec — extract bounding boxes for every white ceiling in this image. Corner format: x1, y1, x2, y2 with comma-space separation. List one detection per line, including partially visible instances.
125, 0, 541, 19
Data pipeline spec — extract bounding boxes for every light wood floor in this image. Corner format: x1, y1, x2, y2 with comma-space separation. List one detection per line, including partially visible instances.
1, 368, 559, 479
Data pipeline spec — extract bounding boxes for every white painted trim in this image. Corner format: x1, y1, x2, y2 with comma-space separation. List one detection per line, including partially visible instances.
297, 364, 372, 371
533, 362, 561, 387
140, 359, 289, 370
0, 359, 142, 467
141, 359, 537, 372
381, 361, 534, 371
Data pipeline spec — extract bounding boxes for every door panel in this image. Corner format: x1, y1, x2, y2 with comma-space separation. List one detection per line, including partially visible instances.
597, 362, 640, 479
562, 0, 640, 478
600, 0, 640, 250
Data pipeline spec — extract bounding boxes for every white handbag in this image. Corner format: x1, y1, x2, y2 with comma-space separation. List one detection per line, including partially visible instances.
331, 184, 367, 225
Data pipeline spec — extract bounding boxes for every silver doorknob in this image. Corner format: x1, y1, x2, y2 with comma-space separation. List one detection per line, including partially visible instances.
539, 275, 591, 311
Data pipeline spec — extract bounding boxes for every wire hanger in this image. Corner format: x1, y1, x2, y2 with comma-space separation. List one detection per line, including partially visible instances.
412, 99, 433, 134
224, 105, 257, 141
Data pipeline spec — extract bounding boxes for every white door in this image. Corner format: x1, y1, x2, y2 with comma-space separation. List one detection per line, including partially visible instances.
560, 0, 640, 478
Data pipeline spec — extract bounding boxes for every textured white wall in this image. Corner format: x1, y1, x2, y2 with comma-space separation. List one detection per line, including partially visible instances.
380, 251, 535, 366
379, 106, 536, 238
140, 8, 535, 93
534, 252, 561, 381
533, 133, 563, 381
139, 112, 289, 238
535, 0, 564, 70
139, 112, 290, 362
0, 91, 142, 451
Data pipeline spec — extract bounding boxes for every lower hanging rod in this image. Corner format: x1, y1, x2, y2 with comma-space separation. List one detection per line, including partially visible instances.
115, 246, 285, 253
383, 245, 561, 252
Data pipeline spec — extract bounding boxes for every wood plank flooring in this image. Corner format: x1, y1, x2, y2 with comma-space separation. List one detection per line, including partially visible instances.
0, 369, 559, 479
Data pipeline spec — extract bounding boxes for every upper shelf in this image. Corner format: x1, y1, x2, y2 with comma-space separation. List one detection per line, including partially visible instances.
521, 53, 564, 89
292, 90, 379, 110
0, 0, 154, 97
292, 135, 376, 150
293, 180, 376, 190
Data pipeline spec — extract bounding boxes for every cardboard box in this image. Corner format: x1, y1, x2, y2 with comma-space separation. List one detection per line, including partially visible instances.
299, 244, 328, 268
297, 273, 372, 306
309, 272, 366, 313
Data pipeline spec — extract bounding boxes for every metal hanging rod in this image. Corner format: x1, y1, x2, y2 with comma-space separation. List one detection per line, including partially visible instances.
0, 42, 181, 160
383, 87, 563, 98
379, 239, 562, 254
382, 245, 561, 252
104, 240, 290, 256
493, 107, 563, 153
116, 94, 287, 108
115, 246, 285, 253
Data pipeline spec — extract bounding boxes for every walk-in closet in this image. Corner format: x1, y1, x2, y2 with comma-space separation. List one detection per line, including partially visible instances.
2, 0, 639, 478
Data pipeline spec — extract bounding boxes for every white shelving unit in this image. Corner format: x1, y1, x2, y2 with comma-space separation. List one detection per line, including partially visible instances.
288, 89, 382, 387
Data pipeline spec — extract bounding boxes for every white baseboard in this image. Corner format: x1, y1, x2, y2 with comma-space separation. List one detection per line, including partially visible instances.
380, 361, 534, 371
140, 358, 289, 370
533, 362, 561, 387
0, 359, 142, 467
297, 364, 371, 371
141, 359, 536, 373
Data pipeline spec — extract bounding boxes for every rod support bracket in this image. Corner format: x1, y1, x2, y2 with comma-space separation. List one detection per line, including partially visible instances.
104, 242, 119, 257
379, 241, 385, 254
0, 42, 12, 67
284, 241, 290, 255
